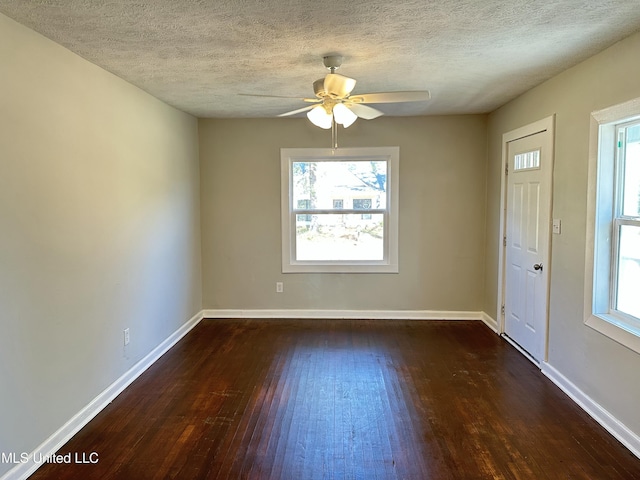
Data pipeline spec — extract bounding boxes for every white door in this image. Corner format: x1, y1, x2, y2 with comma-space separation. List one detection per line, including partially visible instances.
504, 130, 553, 362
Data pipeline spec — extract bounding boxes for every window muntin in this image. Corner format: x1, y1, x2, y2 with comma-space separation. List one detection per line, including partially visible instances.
281, 147, 399, 273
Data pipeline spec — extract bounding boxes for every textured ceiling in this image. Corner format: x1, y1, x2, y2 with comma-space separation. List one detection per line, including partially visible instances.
1, 0, 639, 118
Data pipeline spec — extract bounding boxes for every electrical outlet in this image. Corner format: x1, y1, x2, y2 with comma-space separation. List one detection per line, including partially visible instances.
123, 328, 130, 346
276, 282, 284, 293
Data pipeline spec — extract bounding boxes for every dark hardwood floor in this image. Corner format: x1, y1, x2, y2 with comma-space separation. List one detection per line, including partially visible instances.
29, 320, 640, 479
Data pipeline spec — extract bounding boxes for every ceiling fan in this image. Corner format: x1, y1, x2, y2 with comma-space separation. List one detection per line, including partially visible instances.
244, 55, 431, 129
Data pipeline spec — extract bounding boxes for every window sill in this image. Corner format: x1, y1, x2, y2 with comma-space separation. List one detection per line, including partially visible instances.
585, 313, 640, 355
283, 262, 399, 274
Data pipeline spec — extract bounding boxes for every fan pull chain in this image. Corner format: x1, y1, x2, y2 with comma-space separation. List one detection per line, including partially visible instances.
331, 118, 338, 149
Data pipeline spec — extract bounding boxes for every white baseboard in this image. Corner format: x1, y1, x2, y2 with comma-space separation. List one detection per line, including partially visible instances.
542, 362, 640, 459
202, 309, 487, 321
1, 310, 204, 480
480, 312, 498, 333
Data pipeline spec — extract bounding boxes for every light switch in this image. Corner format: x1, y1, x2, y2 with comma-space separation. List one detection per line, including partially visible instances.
552, 218, 561, 235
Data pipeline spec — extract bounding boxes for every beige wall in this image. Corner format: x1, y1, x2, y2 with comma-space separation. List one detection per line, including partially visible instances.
0, 13, 202, 473
484, 31, 640, 434
199, 115, 487, 311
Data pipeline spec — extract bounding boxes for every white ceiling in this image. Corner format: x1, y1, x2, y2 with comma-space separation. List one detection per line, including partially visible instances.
2, 0, 639, 118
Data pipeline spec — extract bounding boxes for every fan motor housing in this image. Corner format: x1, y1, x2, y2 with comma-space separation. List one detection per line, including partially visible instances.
323, 55, 343, 72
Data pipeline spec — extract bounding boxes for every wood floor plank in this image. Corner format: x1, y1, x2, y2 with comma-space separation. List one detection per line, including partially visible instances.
27, 319, 640, 479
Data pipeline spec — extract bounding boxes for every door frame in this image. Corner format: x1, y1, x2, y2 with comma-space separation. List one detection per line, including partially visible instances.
497, 115, 555, 362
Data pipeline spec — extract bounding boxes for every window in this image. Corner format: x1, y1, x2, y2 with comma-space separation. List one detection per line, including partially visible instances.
513, 149, 540, 171
281, 147, 399, 273
586, 97, 640, 353
612, 122, 640, 319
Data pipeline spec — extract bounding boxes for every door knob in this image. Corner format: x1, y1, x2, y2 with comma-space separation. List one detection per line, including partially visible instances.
533, 263, 543, 271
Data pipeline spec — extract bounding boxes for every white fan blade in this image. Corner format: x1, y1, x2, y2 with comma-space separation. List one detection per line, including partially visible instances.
347, 103, 384, 120
278, 105, 315, 117
324, 73, 357, 98
239, 93, 319, 103
349, 91, 431, 104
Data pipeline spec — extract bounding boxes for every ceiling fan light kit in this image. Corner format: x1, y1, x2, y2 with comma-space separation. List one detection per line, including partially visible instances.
332, 103, 358, 127
307, 104, 333, 129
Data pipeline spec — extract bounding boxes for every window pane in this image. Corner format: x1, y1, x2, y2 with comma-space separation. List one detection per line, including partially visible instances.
513, 149, 540, 171
622, 125, 640, 217
295, 214, 384, 261
292, 160, 387, 210
616, 224, 640, 319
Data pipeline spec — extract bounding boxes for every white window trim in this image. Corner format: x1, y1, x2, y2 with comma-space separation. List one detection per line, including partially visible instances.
585, 96, 640, 353
281, 147, 399, 273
